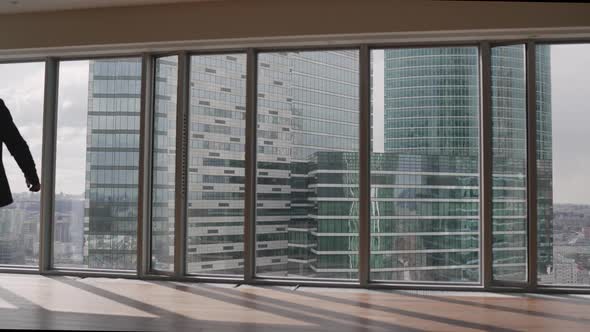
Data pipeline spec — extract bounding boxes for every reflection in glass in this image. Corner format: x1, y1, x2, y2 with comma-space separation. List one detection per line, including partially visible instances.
151, 56, 178, 272
370, 47, 481, 282
54, 58, 142, 270
255, 50, 360, 279
0, 62, 45, 266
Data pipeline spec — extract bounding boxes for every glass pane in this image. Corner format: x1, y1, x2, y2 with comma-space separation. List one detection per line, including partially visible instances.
54, 58, 142, 270
370, 47, 481, 283
0, 62, 44, 266
537, 44, 590, 286
186, 54, 247, 275
151, 56, 178, 272
255, 50, 360, 279
491, 45, 528, 282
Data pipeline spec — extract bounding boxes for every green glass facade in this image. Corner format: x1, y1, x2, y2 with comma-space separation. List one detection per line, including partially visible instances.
371, 47, 480, 281
369, 46, 552, 282
491, 45, 528, 281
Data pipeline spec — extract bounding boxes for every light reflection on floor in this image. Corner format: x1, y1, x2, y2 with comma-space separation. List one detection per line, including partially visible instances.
0, 274, 588, 331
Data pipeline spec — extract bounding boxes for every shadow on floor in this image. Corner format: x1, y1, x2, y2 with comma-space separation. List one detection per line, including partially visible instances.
274, 286, 590, 325
155, 281, 424, 332
1, 276, 589, 331
236, 286, 519, 332
49, 277, 425, 332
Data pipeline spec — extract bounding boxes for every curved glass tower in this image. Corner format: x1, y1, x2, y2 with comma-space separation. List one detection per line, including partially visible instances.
371, 47, 481, 282
370, 46, 552, 282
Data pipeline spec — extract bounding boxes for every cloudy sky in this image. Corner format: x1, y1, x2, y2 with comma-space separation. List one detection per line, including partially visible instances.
0, 62, 45, 195
372, 50, 386, 153
0, 60, 89, 195
54, 61, 90, 195
548, 45, 590, 205
1, 46, 589, 204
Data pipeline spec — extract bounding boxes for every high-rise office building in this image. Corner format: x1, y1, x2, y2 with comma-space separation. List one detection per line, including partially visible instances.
151, 56, 178, 272
256, 51, 360, 278
370, 46, 552, 282
84, 58, 142, 269
185, 54, 247, 275
370, 47, 481, 282
83, 47, 552, 282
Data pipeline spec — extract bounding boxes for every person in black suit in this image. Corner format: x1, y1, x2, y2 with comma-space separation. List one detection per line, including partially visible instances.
0, 98, 41, 208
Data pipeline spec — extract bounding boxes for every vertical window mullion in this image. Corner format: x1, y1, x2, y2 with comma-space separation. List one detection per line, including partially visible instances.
479, 43, 493, 288
359, 45, 370, 287
138, 54, 154, 277
39, 58, 59, 273
175, 52, 189, 278
244, 48, 257, 283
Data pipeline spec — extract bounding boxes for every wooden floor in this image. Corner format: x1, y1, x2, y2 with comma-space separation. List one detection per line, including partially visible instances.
0, 274, 589, 331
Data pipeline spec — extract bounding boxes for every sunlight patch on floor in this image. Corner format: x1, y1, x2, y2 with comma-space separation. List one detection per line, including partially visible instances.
0, 276, 156, 317
0, 296, 17, 309
82, 278, 314, 327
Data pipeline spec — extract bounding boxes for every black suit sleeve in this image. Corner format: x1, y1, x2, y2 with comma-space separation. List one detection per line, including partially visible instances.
0, 99, 40, 187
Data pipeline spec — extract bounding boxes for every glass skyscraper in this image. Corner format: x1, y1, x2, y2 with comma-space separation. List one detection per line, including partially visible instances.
83, 58, 142, 270
83, 47, 552, 282
186, 54, 247, 275
371, 47, 481, 282
256, 51, 360, 278
370, 46, 552, 282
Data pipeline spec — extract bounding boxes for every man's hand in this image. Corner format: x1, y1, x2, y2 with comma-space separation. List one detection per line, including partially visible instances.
27, 180, 41, 192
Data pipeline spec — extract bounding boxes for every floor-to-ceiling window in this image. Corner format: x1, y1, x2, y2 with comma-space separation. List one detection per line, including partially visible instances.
0, 62, 45, 267
256, 50, 360, 279
490, 45, 528, 283
537, 44, 590, 286
54, 58, 142, 270
185, 54, 247, 276
370, 47, 481, 283
0, 40, 587, 292
151, 56, 178, 272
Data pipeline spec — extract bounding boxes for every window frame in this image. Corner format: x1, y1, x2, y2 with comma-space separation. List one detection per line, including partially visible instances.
0, 34, 588, 293
0, 60, 46, 270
